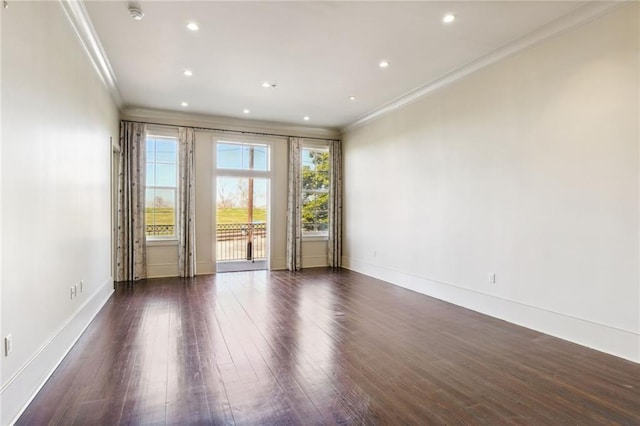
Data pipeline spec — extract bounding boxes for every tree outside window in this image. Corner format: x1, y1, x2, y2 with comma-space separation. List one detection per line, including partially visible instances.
301, 147, 330, 236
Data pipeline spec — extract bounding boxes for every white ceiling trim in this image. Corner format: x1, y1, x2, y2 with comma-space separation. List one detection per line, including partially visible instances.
121, 107, 342, 140
59, 0, 123, 108
342, 0, 625, 134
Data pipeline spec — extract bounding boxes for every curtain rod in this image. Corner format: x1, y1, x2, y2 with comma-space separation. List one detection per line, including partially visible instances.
123, 119, 341, 142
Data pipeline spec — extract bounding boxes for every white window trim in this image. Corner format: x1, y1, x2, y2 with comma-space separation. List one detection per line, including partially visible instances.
302, 234, 329, 242
146, 239, 179, 247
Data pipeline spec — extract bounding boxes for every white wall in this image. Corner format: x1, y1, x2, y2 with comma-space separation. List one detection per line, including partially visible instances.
342, 4, 640, 362
1, 2, 119, 423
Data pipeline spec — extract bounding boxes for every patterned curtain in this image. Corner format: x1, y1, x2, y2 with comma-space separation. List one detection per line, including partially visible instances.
286, 137, 303, 271
116, 121, 147, 282
328, 140, 343, 267
178, 127, 196, 277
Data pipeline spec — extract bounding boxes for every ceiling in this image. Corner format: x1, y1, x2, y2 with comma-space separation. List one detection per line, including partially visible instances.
85, 1, 588, 130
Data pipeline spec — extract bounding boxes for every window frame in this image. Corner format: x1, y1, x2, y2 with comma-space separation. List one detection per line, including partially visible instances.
145, 127, 179, 242
301, 141, 331, 240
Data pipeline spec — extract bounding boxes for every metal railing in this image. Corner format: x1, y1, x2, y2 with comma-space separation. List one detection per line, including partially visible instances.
146, 224, 175, 236
145, 223, 266, 261
216, 223, 266, 261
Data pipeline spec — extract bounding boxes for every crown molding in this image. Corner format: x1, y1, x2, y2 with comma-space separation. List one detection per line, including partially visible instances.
121, 107, 342, 140
342, 0, 625, 134
59, 0, 123, 108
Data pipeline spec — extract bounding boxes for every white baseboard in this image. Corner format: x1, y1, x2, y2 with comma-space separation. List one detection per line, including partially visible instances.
342, 256, 639, 363
270, 256, 287, 271
1, 277, 114, 425
196, 261, 215, 276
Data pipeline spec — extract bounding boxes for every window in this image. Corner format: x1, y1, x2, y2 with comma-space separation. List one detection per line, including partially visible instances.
301, 145, 330, 237
145, 135, 178, 239
217, 142, 269, 171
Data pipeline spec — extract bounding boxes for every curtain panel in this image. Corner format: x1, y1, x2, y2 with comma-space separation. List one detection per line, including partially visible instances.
286, 137, 303, 271
178, 127, 197, 277
328, 140, 343, 267
116, 121, 147, 281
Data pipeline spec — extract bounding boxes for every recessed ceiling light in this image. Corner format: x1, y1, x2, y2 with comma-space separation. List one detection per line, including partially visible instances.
243, 109, 250, 114
379, 60, 390, 68
303, 116, 310, 121
183, 69, 193, 77
261, 82, 277, 88
349, 96, 356, 101
186, 22, 199, 31
181, 101, 188, 107
129, 6, 144, 21
443, 14, 456, 23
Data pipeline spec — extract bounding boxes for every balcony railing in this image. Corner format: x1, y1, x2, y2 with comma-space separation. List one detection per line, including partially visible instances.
145, 223, 266, 262
217, 223, 266, 261
146, 224, 175, 236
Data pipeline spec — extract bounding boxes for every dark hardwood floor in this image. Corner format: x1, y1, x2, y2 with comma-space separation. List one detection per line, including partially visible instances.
17, 268, 640, 425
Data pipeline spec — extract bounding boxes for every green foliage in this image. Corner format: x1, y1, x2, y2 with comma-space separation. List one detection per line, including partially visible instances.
217, 208, 267, 224
146, 207, 174, 225
147, 207, 267, 227
302, 151, 329, 231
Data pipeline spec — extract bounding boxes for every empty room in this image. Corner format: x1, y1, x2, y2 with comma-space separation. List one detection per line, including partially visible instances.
1, 0, 640, 424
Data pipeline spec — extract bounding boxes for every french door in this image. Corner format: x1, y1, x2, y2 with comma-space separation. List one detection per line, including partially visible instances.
215, 140, 270, 272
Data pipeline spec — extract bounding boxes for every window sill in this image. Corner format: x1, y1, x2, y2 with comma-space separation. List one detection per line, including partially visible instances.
146, 239, 179, 247
302, 235, 328, 242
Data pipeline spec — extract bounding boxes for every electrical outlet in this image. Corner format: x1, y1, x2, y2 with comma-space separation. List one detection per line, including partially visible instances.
489, 273, 496, 284
5, 334, 12, 356
70, 286, 77, 299
372, 249, 377, 257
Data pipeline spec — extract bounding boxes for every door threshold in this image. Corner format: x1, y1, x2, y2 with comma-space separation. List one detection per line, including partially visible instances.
217, 259, 267, 273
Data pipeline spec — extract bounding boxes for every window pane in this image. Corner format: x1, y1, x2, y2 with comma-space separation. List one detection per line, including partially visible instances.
146, 163, 155, 186
145, 188, 156, 235
155, 164, 176, 187
155, 138, 177, 163
240, 146, 251, 169
302, 171, 329, 191
302, 150, 315, 170
253, 146, 268, 171
217, 142, 269, 171
153, 188, 175, 210
146, 138, 156, 162
146, 189, 176, 237
217, 143, 243, 169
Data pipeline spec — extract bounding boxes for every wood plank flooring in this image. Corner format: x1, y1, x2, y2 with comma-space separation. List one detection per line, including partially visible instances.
17, 268, 640, 425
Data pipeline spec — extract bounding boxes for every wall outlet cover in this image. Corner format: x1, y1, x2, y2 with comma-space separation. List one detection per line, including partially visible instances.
5, 334, 12, 356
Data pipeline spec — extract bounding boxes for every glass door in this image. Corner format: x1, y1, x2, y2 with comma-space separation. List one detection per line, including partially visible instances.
215, 141, 270, 272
